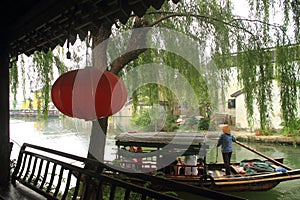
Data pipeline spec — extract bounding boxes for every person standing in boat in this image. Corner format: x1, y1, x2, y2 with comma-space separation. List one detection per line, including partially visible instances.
217, 125, 236, 176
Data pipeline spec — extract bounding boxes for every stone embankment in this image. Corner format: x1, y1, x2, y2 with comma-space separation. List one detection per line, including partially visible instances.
205, 131, 300, 146
234, 131, 300, 146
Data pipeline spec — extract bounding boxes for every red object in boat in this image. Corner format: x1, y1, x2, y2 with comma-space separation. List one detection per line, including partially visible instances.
51, 68, 127, 120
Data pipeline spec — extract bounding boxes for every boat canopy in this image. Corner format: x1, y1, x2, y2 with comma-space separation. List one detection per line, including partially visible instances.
115, 132, 207, 156
115, 132, 205, 144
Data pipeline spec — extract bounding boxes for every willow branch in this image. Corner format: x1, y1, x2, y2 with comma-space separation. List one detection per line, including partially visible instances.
149, 12, 255, 36
110, 18, 150, 74
110, 12, 254, 74
232, 17, 286, 31
110, 11, 288, 74
110, 49, 147, 74
149, 11, 290, 39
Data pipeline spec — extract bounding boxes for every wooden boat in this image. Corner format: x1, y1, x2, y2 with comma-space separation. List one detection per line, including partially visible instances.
163, 159, 300, 192
113, 132, 300, 192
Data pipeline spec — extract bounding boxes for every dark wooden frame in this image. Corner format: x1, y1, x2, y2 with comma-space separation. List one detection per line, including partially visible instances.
11, 143, 181, 200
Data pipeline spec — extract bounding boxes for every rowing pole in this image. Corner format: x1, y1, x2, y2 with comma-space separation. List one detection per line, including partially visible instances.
235, 140, 292, 170
215, 146, 218, 163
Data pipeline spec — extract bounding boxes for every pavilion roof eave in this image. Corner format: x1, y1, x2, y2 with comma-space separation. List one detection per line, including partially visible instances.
3, 0, 179, 58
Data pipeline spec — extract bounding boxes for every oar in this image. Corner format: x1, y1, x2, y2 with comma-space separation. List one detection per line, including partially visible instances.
215, 146, 218, 163
235, 141, 292, 170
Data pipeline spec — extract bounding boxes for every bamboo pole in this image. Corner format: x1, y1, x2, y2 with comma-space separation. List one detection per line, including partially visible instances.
235, 141, 292, 170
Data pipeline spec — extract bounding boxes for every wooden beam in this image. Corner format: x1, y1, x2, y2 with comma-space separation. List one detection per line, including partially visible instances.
10, 0, 75, 42
0, 40, 10, 187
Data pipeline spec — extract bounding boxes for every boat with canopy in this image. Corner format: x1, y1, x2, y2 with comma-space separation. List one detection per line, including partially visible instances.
110, 131, 300, 192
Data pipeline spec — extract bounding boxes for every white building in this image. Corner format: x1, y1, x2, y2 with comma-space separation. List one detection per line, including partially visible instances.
217, 67, 299, 131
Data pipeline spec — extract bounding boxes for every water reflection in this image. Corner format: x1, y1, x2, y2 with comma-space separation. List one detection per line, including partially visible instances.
9, 117, 300, 200
11, 117, 85, 160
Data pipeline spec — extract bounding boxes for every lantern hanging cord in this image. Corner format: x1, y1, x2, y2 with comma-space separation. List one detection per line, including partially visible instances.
66, 6, 77, 59
66, 18, 71, 59
85, 32, 92, 67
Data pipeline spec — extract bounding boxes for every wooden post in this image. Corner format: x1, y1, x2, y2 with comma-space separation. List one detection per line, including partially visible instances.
0, 41, 10, 187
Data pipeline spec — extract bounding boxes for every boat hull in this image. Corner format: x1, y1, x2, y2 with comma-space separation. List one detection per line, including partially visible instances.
167, 176, 281, 192
166, 168, 300, 192
108, 159, 300, 192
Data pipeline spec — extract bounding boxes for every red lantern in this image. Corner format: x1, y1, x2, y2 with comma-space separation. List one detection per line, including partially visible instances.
51, 68, 127, 120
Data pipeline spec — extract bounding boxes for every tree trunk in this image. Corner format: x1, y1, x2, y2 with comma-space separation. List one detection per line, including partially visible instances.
92, 22, 112, 69
81, 22, 112, 200
87, 118, 108, 162
81, 17, 151, 199
88, 21, 112, 162
87, 21, 112, 164
81, 118, 108, 200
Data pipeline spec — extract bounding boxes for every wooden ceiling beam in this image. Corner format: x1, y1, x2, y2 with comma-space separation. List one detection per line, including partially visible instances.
8, 0, 177, 58
10, 0, 77, 43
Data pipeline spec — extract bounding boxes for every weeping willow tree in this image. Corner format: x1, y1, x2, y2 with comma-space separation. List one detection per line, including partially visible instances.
100, 0, 298, 134
125, 48, 212, 132
9, 0, 299, 130
216, 0, 300, 133
9, 48, 68, 119
8, 0, 299, 134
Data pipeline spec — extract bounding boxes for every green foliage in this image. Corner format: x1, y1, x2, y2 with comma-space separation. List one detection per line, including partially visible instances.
209, 0, 300, 132
102, 184, 142, 200
178, 116, 199, 131
33, 50, 55, 119
163, 114, 179, 132
275, 45, 299, 133
9, 60, 18, 109
10, 48, 67, 120
184, 117, 199, 128
10, 0, 300, 133
179, 116, 210, 131
131, 106, 179, 132
141, 0, 300, 132
132, 109, 152, 131
20, 55, 26, 102
280, 118, 300, 137
163, 191, 178, 197
198, 118, 210, 130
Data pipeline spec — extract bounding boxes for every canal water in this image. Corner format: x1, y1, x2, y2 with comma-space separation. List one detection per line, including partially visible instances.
10, 117, 300, 200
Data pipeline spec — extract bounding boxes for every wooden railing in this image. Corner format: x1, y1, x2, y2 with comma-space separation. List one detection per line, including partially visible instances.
11, 143, 245, 200
11, 143, 181, 200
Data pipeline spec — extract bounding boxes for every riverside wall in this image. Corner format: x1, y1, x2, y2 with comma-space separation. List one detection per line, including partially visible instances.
234, 131, 300, 146
205, 130, 300, 146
